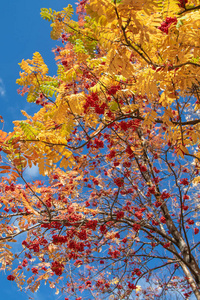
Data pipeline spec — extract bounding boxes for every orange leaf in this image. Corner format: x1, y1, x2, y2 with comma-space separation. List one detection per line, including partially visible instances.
0, 165, 11, 170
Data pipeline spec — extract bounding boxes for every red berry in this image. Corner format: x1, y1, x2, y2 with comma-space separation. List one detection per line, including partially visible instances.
7, 274, 15, 281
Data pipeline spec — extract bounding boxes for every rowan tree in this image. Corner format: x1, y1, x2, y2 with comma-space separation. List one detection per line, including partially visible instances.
0, 0, 200, 299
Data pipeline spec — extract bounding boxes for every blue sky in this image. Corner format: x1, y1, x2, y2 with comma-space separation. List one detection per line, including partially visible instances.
0, 1, 76, 299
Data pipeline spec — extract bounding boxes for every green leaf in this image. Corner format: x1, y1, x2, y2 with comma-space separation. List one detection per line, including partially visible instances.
40, 8, 56, 22
109, 100, 119, 111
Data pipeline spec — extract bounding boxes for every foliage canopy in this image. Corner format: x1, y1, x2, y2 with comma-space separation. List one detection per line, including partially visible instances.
1, 0, 200, 299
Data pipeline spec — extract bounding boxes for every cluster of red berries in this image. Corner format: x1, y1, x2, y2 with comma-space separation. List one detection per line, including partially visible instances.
51, 261, 64, 276
128, 282, 136, 290
108, 249, 120, 259
180, 178, 189, 185
178, 0, 188, 8
107, 85, 120, 95
116, 211, 124, 220
36, 93, 47, 106
52, 234, 68, 245
100, 224, 107, 234
93, 138, 104, 149
41, 221, 62, 229
7, 274, 15, 281
84, 92, 107, 114
85, 220, 98, 230
115, 119, 141, 132
133, 224, 141, 232
68, 240, 85, 252
114, 177, 124, 187
22, 237, 48, 253
31, 268, 38, 274
158, 17, 177, 34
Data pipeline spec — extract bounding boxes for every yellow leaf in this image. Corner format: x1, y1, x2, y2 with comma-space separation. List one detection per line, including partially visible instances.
55, 288, 59, 295
20, 193, 39, 216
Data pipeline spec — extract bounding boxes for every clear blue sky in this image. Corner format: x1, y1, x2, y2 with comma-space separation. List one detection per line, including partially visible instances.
0, 1, 76, 299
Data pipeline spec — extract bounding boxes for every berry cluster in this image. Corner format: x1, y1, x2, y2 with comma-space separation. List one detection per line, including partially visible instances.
51, 261, 64, 276
178, 0, 188, 8
84, 92, 107, 114
158, 17, 177, 34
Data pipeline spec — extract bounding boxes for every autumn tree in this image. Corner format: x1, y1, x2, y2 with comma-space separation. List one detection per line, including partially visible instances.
1, 0, 200, 299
